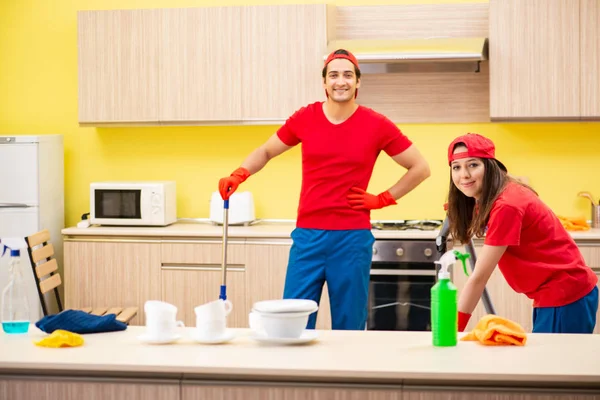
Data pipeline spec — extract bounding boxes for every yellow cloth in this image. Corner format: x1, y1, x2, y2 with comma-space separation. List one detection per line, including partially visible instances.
557, 216, 590, 231
460, 315, 527, 346
34, 329, 84, 348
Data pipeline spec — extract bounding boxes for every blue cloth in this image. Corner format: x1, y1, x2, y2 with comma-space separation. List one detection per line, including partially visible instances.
36, 310, 127, 334
283, 228, 374, 330
532, 286, 598, 333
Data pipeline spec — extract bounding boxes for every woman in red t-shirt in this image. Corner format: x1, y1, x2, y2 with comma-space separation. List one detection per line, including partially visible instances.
446, 133, 598, 334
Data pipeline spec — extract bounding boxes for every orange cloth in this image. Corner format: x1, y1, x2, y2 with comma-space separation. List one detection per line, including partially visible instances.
557, 216, 590, 231
460, 315, 527, 346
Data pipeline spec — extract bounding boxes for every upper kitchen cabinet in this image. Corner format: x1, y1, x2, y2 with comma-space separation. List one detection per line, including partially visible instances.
581, 0, 600, 119
159, 7, 243, 122
240, 5, 335, 122
77, 10, 160, 124
489, 0, 580, 120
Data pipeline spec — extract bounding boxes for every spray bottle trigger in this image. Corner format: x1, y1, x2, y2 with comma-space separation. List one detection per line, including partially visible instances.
453, 250, 470, 276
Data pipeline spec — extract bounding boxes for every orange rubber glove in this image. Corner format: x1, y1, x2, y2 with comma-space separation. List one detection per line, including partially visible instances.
218, 167, 251, 200
458, 311, 472, 332
347, 187, 397, 210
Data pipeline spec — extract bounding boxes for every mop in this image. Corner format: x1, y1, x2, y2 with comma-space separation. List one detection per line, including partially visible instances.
219, 197, 229, 301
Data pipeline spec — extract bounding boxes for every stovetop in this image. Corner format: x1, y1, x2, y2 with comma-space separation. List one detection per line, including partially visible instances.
371, 220, 443, 231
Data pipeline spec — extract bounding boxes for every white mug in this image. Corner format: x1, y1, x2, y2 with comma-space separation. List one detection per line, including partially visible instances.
144, 300, 184, 340
194, 300, 233, 340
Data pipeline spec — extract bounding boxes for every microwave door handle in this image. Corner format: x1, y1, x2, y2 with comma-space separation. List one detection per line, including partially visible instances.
0, 203, 30, 208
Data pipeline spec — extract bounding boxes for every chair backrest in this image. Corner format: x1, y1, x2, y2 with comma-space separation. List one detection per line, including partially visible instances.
25, 229, 63, 316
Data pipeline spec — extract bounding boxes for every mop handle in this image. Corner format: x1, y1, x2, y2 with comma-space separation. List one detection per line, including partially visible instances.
220, 199, 229, 300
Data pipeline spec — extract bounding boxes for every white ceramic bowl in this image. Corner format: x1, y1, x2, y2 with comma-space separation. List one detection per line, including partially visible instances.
249, 310, 311, 339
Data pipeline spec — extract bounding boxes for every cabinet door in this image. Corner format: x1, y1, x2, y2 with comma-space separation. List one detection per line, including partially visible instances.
159, 7, 242, 122
0, 378, 179, 400
240, 5, 333, 121
581, 0, 600, 118
183, 384, 401, 400
489, 0, 580, 120
161, 242, 246, 327
452, 244, 533, 332
77, 10, 159, 123
63, 241, 161, 326
245, 241, 332, 330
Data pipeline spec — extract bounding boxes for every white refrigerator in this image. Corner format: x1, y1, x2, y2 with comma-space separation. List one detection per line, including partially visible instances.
0, 135, 64, 321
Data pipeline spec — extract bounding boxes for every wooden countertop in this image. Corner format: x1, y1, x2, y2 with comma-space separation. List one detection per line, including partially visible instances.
61, 220, 600, 241
1, 326, 599, 387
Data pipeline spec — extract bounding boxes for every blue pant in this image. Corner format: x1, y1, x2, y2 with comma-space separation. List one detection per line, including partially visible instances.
282, 228, 374, 330
532, 286, 598, 333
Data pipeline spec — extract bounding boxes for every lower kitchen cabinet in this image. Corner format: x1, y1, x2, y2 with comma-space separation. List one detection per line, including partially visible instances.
63, 240, 161, 326
0, 378, 179, 400
402, 387, 600, 400
161, 241, 247, 327
182, 384, 401, 400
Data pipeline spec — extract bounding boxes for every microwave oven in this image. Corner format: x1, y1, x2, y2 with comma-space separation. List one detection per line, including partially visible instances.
90, 181, 177, 226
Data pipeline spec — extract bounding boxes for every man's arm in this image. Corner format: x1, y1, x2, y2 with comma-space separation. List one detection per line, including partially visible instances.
386, 145, 431, 200
241, 133, 294, 174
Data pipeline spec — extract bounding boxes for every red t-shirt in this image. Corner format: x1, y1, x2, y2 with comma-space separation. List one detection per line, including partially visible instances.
276, 102, 412, 230
484, 182, 597, 307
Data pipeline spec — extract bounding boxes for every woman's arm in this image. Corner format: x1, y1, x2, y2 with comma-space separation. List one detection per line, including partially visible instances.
458, 244, 507, 330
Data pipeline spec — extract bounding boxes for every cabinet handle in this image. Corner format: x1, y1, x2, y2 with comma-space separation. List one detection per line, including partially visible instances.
161, 264, 245, 272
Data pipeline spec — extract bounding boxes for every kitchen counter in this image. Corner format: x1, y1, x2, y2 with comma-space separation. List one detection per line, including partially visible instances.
61, 220, 600, 241
0, 325, 599, 399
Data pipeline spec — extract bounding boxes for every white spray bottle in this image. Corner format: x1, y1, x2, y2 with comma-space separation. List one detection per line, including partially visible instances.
0, 238, 31, 334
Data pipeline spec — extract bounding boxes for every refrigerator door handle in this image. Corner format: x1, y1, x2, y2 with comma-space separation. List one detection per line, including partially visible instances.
0, 203, 31, 208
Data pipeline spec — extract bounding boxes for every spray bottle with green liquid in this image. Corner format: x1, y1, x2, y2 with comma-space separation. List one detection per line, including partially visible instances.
431, 249, 470, 347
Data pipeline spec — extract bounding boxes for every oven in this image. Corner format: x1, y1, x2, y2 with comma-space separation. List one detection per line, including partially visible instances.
367, 221, 442, 332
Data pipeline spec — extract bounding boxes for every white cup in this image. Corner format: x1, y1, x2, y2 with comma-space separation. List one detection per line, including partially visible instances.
249, 311, 309, 339
144, 300, 184, 340
194, 299, 233, 340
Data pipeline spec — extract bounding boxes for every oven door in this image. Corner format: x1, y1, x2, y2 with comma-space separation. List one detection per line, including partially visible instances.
368, 264, 436, 331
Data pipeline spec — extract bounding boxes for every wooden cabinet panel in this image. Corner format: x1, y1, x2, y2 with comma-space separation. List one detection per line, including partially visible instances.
161, 266, 246, 328
0, 379, 179, 400
581, 0, 600, 118
63, 241, 161, 325
159, 7, 242, 122
489, 0, 580, 120
0, 377, 180, 400
183, 384, 401, 400
77, 10, 159, 123
579, 245, 600, 269
240, 5, 333, 121
161, 241, 247, 327
245, 241, 332, 330
403, 387, 600, 400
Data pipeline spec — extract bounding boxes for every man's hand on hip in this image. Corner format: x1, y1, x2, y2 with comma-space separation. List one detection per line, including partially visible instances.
347, 187, 397, 210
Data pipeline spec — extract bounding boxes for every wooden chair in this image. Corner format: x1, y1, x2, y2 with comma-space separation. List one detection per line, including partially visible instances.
25, 229, 138, 324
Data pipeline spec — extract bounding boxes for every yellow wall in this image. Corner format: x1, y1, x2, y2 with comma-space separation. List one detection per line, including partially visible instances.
1, 0, 599, 227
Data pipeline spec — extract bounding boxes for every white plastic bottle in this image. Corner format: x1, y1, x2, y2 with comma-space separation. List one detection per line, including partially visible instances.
1, 243, 31, 334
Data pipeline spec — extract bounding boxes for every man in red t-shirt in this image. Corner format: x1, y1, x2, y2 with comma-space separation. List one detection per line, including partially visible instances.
218, 49, 431, 330
446, 133, 598, 333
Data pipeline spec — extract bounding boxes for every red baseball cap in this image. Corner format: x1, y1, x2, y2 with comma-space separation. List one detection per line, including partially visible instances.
448, 133, 507, 172
324, 50, 360, 70
324, 49, 360, 99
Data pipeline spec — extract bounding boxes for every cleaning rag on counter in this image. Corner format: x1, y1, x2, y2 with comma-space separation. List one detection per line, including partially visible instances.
557, 216, 590, 231
36, 310, 127, 334
34, 329, 84, 348
460, 315, 527, 346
